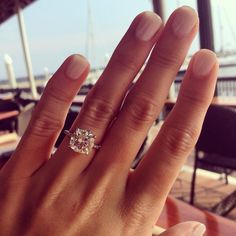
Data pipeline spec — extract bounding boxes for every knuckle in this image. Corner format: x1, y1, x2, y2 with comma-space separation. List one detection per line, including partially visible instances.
28, 78, 73, 139
181, 90, 207, 108
162, 124, 199, 158
81, 95, 116, 125
125, 96, 158, 130
30, 111, 64, 138
45, 82, 73, 105
113, 51, 138, 72
150, 49, 180, 72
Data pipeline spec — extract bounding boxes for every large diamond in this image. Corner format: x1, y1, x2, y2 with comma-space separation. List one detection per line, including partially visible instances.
69, 128, 95, 155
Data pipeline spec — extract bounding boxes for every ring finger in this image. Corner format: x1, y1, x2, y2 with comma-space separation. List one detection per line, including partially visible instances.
44, 12, 163, 178
2, 55, 89, 179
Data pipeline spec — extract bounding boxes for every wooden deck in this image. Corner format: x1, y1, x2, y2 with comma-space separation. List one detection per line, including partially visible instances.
170, 166, 236, 221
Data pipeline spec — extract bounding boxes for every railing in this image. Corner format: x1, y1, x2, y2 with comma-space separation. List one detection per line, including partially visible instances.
217, 78, 236, 96
173, 69, 236, 97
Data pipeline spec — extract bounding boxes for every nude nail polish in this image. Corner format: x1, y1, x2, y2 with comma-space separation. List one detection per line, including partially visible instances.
172, 6, 198, 38
193, 50, 217, 77
192, 224, 206, 236
65, 55, 88, 80
135, 12, 162, 41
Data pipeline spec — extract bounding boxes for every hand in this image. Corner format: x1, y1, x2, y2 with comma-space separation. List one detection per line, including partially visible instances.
0, 6, 218, 236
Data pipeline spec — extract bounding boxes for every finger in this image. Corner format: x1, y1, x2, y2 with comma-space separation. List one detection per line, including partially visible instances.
45, 12, 163, 177
155, 222, 206, 236
2, 55, 89, 178
129, 50, 218, 217
152, 225, 165, 235
89, 7, 199, 178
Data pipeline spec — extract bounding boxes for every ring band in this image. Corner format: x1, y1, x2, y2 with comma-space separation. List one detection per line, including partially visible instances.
64, 128, 101, 155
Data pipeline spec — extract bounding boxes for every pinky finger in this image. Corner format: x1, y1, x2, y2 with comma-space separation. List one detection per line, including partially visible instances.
127, 50, 218, 219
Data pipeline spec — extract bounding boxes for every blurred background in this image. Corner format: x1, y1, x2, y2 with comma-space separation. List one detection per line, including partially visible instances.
0, 0, 236, 80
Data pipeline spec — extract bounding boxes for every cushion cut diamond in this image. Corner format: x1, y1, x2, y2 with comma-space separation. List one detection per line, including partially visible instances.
69, 128, 95, 155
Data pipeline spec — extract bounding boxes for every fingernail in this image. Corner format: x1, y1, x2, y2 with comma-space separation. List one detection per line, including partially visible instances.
172, 6, 198, 38
193, 50, 217, 77
65, 55, 88, 80
192, 224, 206, 236
135, 12, 162, 41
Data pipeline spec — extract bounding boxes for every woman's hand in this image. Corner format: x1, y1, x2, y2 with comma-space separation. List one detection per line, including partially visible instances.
0, 7, 218, 236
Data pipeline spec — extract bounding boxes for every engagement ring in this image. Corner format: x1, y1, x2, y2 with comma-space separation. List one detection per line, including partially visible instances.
64, 128, 101, 155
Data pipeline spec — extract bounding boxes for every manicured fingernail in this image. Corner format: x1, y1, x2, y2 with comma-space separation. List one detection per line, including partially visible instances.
192, 223, 206, 236
135, 12, 162, 41
65, 55, 88, 80
193, 50, 217, 77
172, 6, 198, 37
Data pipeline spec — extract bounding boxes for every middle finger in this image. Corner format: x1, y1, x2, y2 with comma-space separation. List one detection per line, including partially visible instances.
89, 7, 199, 179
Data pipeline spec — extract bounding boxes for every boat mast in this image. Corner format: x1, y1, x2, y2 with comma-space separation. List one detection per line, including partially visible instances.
17, 5, 38, 99
86, 0, 95, 67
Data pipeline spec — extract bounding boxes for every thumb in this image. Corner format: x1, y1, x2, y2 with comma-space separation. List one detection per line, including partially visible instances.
152, 221, 206, 236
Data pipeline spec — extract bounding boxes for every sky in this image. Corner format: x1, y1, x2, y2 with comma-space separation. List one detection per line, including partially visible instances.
0, 0, 236, 80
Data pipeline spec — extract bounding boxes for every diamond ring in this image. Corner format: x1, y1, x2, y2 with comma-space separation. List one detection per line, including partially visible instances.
64, 128, 101, 155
